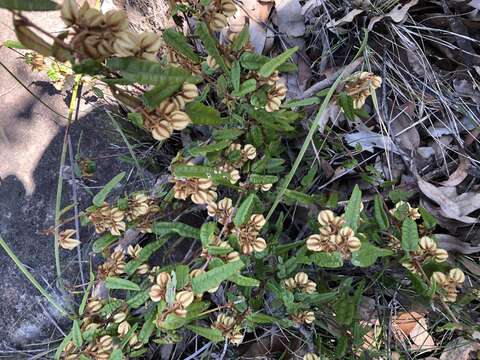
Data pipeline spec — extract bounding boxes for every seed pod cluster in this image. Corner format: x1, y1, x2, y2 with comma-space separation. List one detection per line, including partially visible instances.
344, 71, 382, 109
390, 201, 421, 220
431, 268, 465, 302
209, 0, 237, 32
265, 83, 288, 112
88, 203, 126, 236
284, 272, 317, 294
113, 31, 162, 61
306, 210, 362, 258
172, 177, 217, 204
401, 236, 449, 274
225, 143, 258, 168
291, 310, 315, 325
201, 234, 241, 264
149, 271, 171, 302
98, 250, 126, 278
303, 353, 320, 360
233, 214, 268, 255
207, 197, 234, 225
212, 313, 244, 345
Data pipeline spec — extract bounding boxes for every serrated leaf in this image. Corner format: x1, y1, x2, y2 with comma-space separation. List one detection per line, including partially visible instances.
233, 194, 257, 226
283, 97, 321, 108
92, 233, 118, 253
228, 274, 260, 287
126, 290, 150, 308
213, 128, 244, 140
231, 25, 250, 51
127, 112, 143, 127
185, 102, 225, 125
173, 164, 230, 182
337, 92, 355, 120
192, 260, 244, 294
240, 52, 297, 72
92, 172, 125, 206
0, 0, 59, 10
109, 349, 123, 360
374, 194, 389, 230
105, 277, 140, 291
189, 140, 231, 156
419, 207, 437, 229
107, 58, 199, 85
311, 252, 343, 268
196, 21, 228, 72
162, 28, 201, 63
72, 320, 83, 347
248, 174, 278, 185
186, 325, 224, 342
152, 222, 200, 239
138, 317, 155, 344
232, 79, 257, 97
200, 222, 217, 247
3, 39, 24, 49
402, 218, 419, 252
174, 265, 190, 289
284, 189, 314, 205
351, 243, 393, 267
343, 185, 362, 232
259, 46, 298, 78
231, 61, 241, 92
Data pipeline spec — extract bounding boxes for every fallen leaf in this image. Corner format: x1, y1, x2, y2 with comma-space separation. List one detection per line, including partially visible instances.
368, 0, 419, 30
301, 0, 326, 16
439, 157, 469, 186
345, 124, 402, 154
439, 337, 480, 360
275, 0, 305, 37
318, 103, 341, 134
409, 317, 435, 351
417, 176, 480, 223
458, 257, 480, 276
327, 9, 364, 34
434, 234, 480, 254
392, 312, 435, 351
394, 311, 424, 335
391, 103, 420, 152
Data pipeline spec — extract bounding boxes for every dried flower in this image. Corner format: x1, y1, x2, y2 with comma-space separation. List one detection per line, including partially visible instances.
431, 268, 465, 302
210, 12, 228, 32
292, 310, 315, 324
284, 272, 316, 294
265, 83, 287, 112
390, 201, 421, 220
304, 353, 320, 360
113, 31, 162, 61
174, 291, 194, 317
149, 271, 171, 302
344, 72, 382, 109
212, 313, 244, 345
207, 197, 234, 225
127, 244, 142, 258
234, 214, 267, 255
88, 204, 126, 236
117, 320, 130, 336
173, 177, 217, 204
59, 229, 81, 250
206, 55, 219, 70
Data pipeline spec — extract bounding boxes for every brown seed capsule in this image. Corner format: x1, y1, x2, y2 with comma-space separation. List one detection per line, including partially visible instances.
317, 210, 335, 226
86, 299, 102, 313
225, 251, 240, 262
59, 229, 80, 250
242, 144, 257, 160
304, 353, 320, 360
306, 234, 323, 252
449, 268, 465, 284
303, 311, 315, 324
174, 308, 188, 317
265, 97, 282, 112
61, 0, 79, 26
250, 214, 266, 230
431, 271, 447, 285
229, 332, 244, 345
113, 312, 127, 323
304, 280, 317, 294
261, 183, 273, 191
294, 272, 309, 286
97, 335, 113, 352
284, 277, 296, 290
419, 236, 437, 251
339, 226, 354, 239
347, 237, 362, 252
253, 237, 267, 252
156, 272, 171, 287
210, 12, 228, 32
433, 249, 448, 262
206, 55, 219, 70
149, 284, 164, 302
169, 110, 191, 130
151, 120, 173, 140
176, 291, 194, 308
221, 0, 237, 17
118, 320, 131, 336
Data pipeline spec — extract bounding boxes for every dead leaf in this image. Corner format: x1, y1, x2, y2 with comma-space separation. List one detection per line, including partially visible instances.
417, 176, 480, 223
439, 157, 469, 187
327, 9, 364, 34
301, 0, 325, 16
434, 234, 480, 254
233, 0, 272, 53
394, 311, 424, 335
469, 0, 480, 10
439, 337, 480, 360
345, 124, 402, 154
318, 103, 341, 134
391, 103, 420, 152
410, 317, 435, 351
275, 0, 305, 37
458, 257, 480, 276
392, 312, 435, 351
368, 0, 419, 30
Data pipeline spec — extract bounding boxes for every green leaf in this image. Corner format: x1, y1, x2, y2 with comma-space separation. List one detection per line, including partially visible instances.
107, 58, 199, 85
189, 140, 231, 156
233, 194, 257, 226
373, 194, 389, 230
213, 128, 244, 140
3, 39, 24, 49
200, 222, 217, 247
142, 82, 183, 108
337, 92, 355, 120
162, 28, 201, 63
284, 189, 314, 205
334, 296, 355, 325
336, 336, 348, 357
402, 218, 419, 252
228, 274, 260, 287
152, 222, 200, 239
419, 207, 437, 229
109, 349, 123, 360
283, 97, 320, 108
127, 112, 144, 127
232, 79, 257, 97
138, 317, 155, 344
240, 52, 297, 72
311, 252, 343, 268
105, 277, 141, 291
92, 172, 125, 207
258, 46, 298, 78
55, 331, 72, 360
231, 25, 250, 51
0, 0, 59, 10
388, 189, 413, 203
231, 61, 241, 92
79, 271, 94, 316
174, 265, 190, 289
126, 290, 150, 308
248, 174, 278, 185
72, 59, 107, 76
92, 233, 118, 253
343, 185, 362, 232
72, 320, 83, 347
195, 21, 228, 72
185, 102, 225, 125
351, 243, 393, 267
186, 325, 224, 342
192, 260, 244, 294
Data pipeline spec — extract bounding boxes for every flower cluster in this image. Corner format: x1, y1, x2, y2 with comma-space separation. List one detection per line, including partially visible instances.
212, 313, 244, 345
291, 310, 315, 325
143, 83, 198, 140
401, 236, 449, 274
200, 231, 241, 263
88, 203, 126, 236
172, 177, 217, 205
344, 71, 382, 109
306, 210, 362, 258
207, 197, 234, 225
432, 268, 465, 302
284, 272, 317, 294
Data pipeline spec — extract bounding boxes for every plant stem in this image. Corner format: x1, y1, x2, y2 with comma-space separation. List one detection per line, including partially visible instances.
0, 234, 69, 317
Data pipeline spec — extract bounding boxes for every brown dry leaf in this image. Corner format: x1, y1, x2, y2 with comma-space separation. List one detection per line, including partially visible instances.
391, 103, 420, 152
439, 157, 469, 187
417, 176, 480, 223
435, 234, 480, 254
368, 0, 419, 30
318, 103, 341, 134
233, 0, 272, 53
439, 337, 480, 360
275, 0, 305, 37
409, 317, 435, 351
392, 312, 435, 351
301, 0, 326, 16
458, 256, 480, 276
393, 311, 424, 335
326, 9, 364, 34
